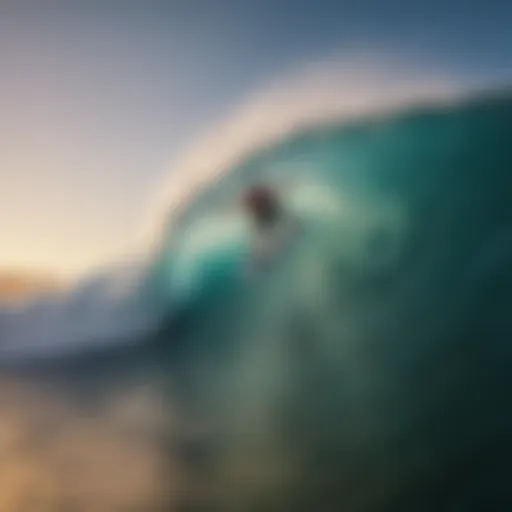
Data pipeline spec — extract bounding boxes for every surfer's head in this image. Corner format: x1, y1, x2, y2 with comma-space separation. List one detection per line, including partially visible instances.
242, 184, 281, 227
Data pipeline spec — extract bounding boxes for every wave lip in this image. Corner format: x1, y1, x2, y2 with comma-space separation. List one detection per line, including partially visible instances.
144, 53, 464, 248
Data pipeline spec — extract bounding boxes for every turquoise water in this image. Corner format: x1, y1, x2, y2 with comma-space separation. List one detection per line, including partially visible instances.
158, 91, 512, 318
154, 90, 512, 510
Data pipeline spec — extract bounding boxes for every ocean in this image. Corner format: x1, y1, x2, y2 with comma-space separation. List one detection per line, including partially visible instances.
0, 89, 511, 510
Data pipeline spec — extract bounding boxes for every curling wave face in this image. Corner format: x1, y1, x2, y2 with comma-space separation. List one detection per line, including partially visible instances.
153, 90, 512, 510
1, 88, 512, 510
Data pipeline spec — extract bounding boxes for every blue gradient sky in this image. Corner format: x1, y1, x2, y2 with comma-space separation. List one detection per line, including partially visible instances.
1, 1, 510, 278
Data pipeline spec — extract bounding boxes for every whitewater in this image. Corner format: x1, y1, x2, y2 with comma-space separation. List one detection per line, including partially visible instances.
0, 56, 511, 510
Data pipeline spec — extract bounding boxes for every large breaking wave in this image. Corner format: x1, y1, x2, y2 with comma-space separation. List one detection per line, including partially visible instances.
1, 56, 512, 510
0, 56, 464, 362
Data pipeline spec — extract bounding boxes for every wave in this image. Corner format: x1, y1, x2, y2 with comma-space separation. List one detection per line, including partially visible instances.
0, 55, 466, 362
1, 55, 512, 509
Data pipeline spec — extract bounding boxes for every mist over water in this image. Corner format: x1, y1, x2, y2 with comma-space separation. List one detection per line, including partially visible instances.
0, 67, 511, 510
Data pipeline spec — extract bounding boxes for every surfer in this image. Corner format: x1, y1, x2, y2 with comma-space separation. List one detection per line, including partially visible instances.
241, 184, 301, 273
242, 184, 282, 232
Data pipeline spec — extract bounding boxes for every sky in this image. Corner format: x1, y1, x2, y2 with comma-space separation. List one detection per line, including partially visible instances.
0, 0, 511, 279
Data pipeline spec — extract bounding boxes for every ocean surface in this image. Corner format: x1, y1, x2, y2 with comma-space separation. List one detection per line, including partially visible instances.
0, 89, 512, 510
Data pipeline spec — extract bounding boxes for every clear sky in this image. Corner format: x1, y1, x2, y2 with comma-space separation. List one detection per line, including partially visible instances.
1, 0, 510, 278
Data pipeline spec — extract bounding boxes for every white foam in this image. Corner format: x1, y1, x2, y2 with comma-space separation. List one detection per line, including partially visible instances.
141, 51, 463, 253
